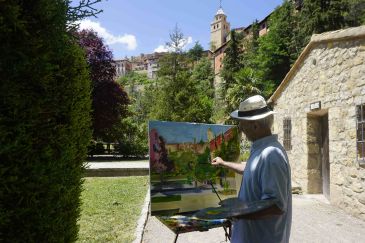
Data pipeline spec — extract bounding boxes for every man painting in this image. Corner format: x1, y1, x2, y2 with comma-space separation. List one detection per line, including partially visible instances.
211, 95, 292, 243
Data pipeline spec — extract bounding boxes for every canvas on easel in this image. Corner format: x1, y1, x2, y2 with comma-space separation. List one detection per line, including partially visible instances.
148, 120, 241, 218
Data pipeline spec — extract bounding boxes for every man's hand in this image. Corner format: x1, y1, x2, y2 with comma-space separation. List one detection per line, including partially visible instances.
211, 157, 225, 167
211, 157, 246, 175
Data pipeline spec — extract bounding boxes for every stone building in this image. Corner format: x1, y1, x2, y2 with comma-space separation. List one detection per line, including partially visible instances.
128, 52, 165, 79
114, 59, 131, 79
210, 7, 230, 52
210, 7, 270, 86
268, 26, 365, 220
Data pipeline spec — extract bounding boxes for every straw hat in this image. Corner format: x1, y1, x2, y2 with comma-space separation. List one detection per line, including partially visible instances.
230, 95, 276, 121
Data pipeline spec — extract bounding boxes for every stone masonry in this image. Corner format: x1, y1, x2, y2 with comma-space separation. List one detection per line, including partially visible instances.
269, 26, 365, 220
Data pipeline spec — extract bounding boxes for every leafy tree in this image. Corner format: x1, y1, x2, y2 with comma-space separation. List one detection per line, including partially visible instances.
112, 117, 148, 158
299, 0, 349, 44
345, 0, 365, 26
153, 27, 214, 123
242, 20, 260, 69
188, 41, 204, 62
0, 0, 95, 241
117, 71, 150, 86
153, 69, 213, 123
255, 1, 301, 89
226, 68, 261, 112
220, 30, 244, 97
117, 71, 151, 101
191, 57, 215, 99
77, 30, 129, 141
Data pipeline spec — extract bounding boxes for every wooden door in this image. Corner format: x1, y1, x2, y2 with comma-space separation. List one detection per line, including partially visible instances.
321, 114, 330, 199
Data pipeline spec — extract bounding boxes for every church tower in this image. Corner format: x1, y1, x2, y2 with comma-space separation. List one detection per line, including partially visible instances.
210, 6, 230, 51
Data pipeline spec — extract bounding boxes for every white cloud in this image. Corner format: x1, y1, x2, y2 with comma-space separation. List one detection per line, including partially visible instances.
154, 45, 170, 53
78, 19, 137, 51
153, 36, 193, 53
186, 36, 193, 45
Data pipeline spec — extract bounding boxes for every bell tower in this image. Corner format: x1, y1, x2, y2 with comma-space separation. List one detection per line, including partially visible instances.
210, 1, 230, 51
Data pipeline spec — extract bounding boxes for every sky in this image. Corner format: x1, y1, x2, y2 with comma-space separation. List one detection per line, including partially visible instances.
76, 0, 284, 59
149, 121, 233, 144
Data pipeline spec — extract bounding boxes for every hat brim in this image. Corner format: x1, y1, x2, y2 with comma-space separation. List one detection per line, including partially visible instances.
230, 110, 276, 121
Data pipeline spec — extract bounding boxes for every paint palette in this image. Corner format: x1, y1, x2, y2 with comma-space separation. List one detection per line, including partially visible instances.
157, 215, 230, 234
194, 198, 278, 219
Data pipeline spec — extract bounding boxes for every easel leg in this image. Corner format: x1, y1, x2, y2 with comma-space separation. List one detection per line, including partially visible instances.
173, 233, 179, 243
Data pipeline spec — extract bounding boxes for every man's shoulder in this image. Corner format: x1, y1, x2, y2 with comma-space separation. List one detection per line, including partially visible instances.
261, 144, 284, 156
260, 144, 288, 165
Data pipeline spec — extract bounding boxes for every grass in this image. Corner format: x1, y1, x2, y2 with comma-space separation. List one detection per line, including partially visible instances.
77, 176, 148, 243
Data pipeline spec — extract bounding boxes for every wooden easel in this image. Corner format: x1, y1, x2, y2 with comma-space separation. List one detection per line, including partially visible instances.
171, 181, 231, 243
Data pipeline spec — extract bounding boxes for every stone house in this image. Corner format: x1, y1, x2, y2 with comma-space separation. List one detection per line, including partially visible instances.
268, 26, 365, 220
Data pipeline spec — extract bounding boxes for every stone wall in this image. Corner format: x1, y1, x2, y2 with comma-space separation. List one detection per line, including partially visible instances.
270, 26, 365, 220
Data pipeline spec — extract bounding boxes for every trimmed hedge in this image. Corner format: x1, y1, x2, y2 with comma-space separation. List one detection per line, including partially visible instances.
0, 1, 91, 242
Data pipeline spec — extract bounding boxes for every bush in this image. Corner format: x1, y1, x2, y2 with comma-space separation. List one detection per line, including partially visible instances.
87, 141, 105, 156
113, 118, 148, 158
0, 1, 91, 242
95, 142, 106, 155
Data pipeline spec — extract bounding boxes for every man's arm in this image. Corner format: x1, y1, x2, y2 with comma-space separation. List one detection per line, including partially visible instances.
211, 157, 246, 174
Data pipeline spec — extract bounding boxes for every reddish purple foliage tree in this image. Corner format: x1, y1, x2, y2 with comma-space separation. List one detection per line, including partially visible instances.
77, 30, 129, 140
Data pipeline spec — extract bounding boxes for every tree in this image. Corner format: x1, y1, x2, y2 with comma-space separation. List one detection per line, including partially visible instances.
115, 72, 154, 157
77, 30, 129, 141
345, 0, 365, 26
242, 20, 260, 69
0, 0, 94, 241
226, 68, 261, 112
188, 41, 204, 62
191, 57, 215, 98
153, 69, 214, 123
220, 30, 244, 97
152, 27, 214, 123
255, 1, 300, 89
299, 0, 349, 44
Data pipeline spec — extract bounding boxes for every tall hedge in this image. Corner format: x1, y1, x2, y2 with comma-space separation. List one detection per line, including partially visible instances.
0, 1, 91, 242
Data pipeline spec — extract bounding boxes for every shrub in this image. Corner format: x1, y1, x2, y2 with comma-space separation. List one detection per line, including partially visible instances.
0, 1, 91, 242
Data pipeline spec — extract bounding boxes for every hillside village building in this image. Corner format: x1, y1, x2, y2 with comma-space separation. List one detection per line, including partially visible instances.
114, 59, 132, 78
114, 52, 165, 80
114, 6, 272, 82
269, 26, 365, 220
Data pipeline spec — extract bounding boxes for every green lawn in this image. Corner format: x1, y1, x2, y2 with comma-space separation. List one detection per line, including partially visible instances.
77, 176, 148, 243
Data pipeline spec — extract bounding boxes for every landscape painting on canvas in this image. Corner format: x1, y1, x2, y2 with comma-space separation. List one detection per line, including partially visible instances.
149, 120, 241, 216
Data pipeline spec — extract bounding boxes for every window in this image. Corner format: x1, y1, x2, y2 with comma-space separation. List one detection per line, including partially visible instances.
356, 104, 365, 164
283, 118, 292, 151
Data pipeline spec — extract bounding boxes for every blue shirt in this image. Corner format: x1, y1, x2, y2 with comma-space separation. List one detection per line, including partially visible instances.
231, 135, 292, 243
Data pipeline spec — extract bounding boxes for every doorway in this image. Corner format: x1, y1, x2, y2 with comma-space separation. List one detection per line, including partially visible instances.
307, 112, 330, 200
321, 114, 330, 199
